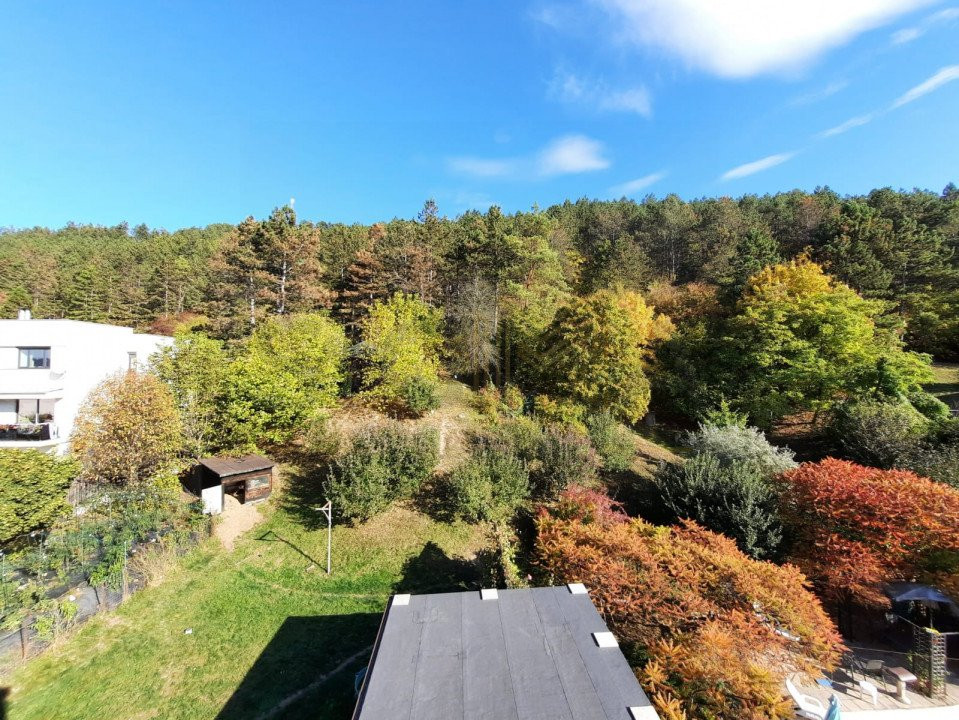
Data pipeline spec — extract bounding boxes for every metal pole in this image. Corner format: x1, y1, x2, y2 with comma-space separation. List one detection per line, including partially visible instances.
326, 501, 331, 575
314, 501, 332, 575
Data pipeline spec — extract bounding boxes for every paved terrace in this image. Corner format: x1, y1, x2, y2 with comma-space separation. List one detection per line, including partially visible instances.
796, 647, 959, 717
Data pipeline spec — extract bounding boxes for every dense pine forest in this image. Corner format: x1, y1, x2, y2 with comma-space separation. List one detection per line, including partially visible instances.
3, 185, 959, 429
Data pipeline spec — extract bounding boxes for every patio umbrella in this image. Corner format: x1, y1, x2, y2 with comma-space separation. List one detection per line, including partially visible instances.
890, 585, 954, 629
890, 586, 953, 604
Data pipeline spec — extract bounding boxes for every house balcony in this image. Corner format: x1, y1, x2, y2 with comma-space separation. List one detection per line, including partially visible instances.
0, 422, 62, 450
0, 368, 65, 399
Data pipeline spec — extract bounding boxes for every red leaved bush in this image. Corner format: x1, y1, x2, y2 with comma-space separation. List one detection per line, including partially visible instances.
780, 458, 959, 609
536, 487, 842, 720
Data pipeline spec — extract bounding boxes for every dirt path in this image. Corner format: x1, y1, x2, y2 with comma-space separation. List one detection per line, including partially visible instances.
215, 494, 264, 551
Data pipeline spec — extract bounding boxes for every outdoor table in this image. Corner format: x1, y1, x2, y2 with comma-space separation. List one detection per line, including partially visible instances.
883, 666, 917, 703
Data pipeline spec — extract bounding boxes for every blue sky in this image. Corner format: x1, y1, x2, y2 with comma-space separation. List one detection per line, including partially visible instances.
1, 1, 957, 230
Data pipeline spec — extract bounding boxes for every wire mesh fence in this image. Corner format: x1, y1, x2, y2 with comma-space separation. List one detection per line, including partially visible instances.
0, 483, 210, 665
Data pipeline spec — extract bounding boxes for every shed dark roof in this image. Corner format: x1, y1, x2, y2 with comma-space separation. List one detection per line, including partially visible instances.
198, 454, 274, 478
353, 586, 658, 720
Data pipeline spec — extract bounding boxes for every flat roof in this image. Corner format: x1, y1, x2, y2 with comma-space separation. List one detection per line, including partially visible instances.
353, 586, 658, 720
198, 454, 274, 478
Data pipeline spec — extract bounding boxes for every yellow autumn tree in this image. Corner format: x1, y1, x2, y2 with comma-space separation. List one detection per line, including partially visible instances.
360, 293, 443, 414
72, 371, 182, 484
538, 288, 673, 423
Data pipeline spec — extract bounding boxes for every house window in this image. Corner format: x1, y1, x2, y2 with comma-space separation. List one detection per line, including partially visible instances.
18, 347, 50, 369
128, 352, 138, 370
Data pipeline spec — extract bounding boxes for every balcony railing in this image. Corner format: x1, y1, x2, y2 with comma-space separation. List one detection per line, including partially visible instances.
0, 423, 57, 441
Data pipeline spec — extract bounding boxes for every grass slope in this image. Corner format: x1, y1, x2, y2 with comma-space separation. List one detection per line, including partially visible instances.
4, 500, 489, 720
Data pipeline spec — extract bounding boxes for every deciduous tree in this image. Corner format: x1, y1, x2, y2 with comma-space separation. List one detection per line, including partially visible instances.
781, 459, 959, 611
72, 372, 182, 484
537, 488, 842, 720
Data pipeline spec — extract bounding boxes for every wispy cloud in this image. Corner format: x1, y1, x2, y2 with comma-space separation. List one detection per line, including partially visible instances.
594, 0, 933, 78
550, 70, 652, 117
721, 152, 795, 181
789, 80, 848, 106
890, 6, 959, 44
891, 26, 922, 44
538, 135, 610, 175
819, 113, 874, 138
447, 134, 610, 180
892, 65, 959, 108
447, 157, 516, 178
610, 172, 666, 196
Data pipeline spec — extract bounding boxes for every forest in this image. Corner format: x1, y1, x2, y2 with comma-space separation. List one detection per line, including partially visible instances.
4, 184, 959, 720
3, 185, 959, 416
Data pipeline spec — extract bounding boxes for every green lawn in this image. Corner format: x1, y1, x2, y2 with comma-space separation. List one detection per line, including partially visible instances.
926, 362, 959, 397
2, 488, 490, 720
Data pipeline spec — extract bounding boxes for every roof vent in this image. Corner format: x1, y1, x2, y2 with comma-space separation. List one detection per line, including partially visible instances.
567, 583, 588, 595
592, 631, 618, 648
392, 594, 411, 606
628, 707, 659, 719
17, 309, 31, 320
480, 588, 498, 601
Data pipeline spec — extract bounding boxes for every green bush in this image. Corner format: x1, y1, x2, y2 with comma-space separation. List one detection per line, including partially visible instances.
683, 423, 796, 477
0, 450, 79, 546
448, 447, 528, 522
324, 423, 439, 522
908, 391, 951, 422
488, 417, 542, 464
501, 385, 525, 416
532, 394, 586, 430
656, 453, 782, 559
324, 450, 392, 523
897, 419, 959, 488
473, 386, 502, 420
530, 425, 599, 498
585, 413, 636, 472
401, 376, 440, 415
831, 399, 927, 469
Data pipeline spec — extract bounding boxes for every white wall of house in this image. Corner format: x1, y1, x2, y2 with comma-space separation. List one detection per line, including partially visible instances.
0, 316, 173, 453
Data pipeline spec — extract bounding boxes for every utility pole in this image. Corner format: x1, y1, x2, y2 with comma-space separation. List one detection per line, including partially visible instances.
316, 501, 332, 574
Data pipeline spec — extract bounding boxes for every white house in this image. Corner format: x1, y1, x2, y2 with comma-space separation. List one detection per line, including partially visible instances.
0, 310, 173, 453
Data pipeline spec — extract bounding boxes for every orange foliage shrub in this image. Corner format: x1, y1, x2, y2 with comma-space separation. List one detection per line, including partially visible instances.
781, 459, 959, 608
536, 488, 842, 720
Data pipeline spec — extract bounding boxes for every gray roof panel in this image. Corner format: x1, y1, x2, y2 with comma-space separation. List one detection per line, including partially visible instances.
353, 586, 658, 720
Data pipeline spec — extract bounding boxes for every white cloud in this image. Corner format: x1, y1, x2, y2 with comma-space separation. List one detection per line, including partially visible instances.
789, 80, 849, 106
447, 135, 610, 180
447, 157, 515, 178
550, 70, 652, 117
721, 152, 795, 181
892, 65, 959, 108
538, 135, 610, 175
819, 113, 874, 137
598, 87, 652, 115
891, 26, 922, 43
610, 172, 666, 196
594, 0, 934, 78
890, 6, 959, 43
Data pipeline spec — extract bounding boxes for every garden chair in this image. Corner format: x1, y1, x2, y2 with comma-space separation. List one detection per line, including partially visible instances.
857, 679, 878, 706
786, 678, 829, 720
849, 654, 889, 690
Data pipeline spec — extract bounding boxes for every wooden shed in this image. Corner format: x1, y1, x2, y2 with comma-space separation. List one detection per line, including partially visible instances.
189, 454, 274, 514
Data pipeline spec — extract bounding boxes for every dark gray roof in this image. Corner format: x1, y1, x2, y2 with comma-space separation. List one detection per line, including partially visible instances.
353, 586, 658, 720
197, 454, 273, 478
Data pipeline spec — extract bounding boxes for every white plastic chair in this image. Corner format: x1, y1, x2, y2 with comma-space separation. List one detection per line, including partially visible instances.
858, 679, 878, 706
786, 678, 828, 720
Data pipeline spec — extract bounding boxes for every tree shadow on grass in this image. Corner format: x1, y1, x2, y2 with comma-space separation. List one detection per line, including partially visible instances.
278, 463, 331, 532
393, 540, 489, 595
409, 476, 459, 523
256, 530, 325, 568
214, 614, 381, 720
